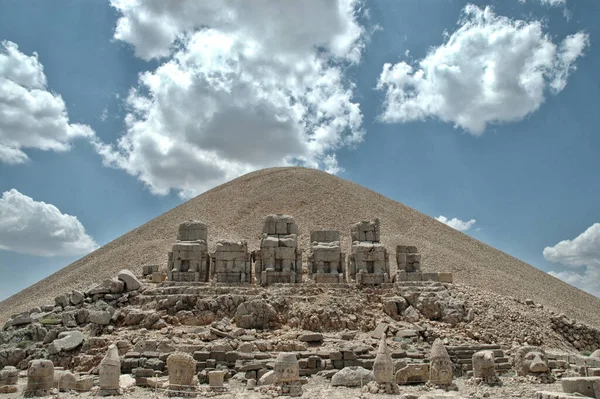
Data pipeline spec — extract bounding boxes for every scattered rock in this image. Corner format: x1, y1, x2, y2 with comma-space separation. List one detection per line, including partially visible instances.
331, 366, 373, 387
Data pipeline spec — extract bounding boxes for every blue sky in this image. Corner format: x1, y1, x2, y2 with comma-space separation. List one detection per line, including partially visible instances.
0, 0, 599, 300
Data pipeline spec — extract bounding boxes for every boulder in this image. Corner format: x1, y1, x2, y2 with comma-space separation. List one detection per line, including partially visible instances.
48, 330, 84, 354
69, 291, 84, 306
12, 312, 32, 326
0, 366, 18, 385
331, 366, 373, 387
117, 269, 143, 292
298, 333, 323, 343
234, 299, 278, 329
88, 310, 111, 325
258, 370, 276, 386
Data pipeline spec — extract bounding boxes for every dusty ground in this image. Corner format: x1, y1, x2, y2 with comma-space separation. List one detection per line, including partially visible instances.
2, 167, 599, 329
0, 375, 565, 399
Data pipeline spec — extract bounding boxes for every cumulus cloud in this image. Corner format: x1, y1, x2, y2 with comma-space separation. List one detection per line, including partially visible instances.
436, 215, 477, 232
0, 189, 98, 257
376, 5, 589, 135
520, 0, 566, 6
98, 0, 366, 197
0, 41, 94, 164
544, 223, 600, 297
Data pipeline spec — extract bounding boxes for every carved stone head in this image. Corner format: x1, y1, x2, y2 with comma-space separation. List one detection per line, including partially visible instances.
273, 352, 299, 383
429, 339, 453, 386
514, 346, 548, 376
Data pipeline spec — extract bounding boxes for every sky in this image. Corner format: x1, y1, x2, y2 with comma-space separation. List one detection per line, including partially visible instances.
0, 0, 599, 301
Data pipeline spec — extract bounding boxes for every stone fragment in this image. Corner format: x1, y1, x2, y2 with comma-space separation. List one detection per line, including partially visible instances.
47, 331, 84, 354
69, 291, 84, 305
591, 349, 600, 359
472, 350, 499, 385
298, 333, 323, 343
371, 322, 389, 339
234, 299, 278, 329
373, 336, 394, 384
208, 370, 226, 390
396, 363, 429, 385
167, 352, 196, 392
331, 366, 373, 387
514, 346, 551, 380
76, 375, 94, 391
25, 359, 54, 397
88, 310, 111, 325
0, 385, 17, 393
0, 366, 18, 385
429, 339, 453, 387
535, 391, 594, 399
12, 312, 33, 326
560, 377, 600, 398
117, 269, 143, 291
53, 370, 77, 391
258, 370, 276, 386
99, 344, 121, 395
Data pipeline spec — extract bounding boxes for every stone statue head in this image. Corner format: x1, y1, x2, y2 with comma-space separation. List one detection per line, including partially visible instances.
273, 353, 299, 383
167, 352, 196, 386
514, 346, 548, 376
429, 339, 453, 386
472, 350, 495, 378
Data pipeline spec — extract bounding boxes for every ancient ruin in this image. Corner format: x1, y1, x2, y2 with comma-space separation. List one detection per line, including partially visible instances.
25, 359, 54, 397
2, 212, 600, 399
514, 346, 553, 382
166, 352, 196, 396
472, 350, 500, 385
307, 230, 346, 283
211, 241, 252, 284
272, 352, 302, 397
346, 219, 390, 284
167, 221, 211, 282
253, 215, 302, 286
429, 339, 454, 388
99, 344, 121, 396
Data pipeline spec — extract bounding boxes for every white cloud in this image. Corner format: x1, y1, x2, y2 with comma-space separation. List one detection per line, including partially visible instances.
376, 5, 589, 135
544, 223, 600, 297
0, 41, 94, 164
0, 189, 98, 257
99, 0, 366, 198
436, 215, 477, 232
519, 0, 566, 6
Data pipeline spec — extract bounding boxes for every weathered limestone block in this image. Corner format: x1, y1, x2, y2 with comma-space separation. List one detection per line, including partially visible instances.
396, 245, 420, 272
25, 359, 54, 397
99, 344, 121, 395
211, 240, 252, 284
429, 339, 453, 387
167, 352, 196, 391
396, 363, 429, 385
308, 230, 346, 283
560, 377, 600, 398
253, 215, 302, 286
535, 392, 592, 399
53, 370, 77, 391
208, 370, 226, 390
514, 346, 551, 381
472, 350, 500, 385
347, 219, 390, 285
234, 299, 279, 329
168, 221, 211, 283
351, 219, 381, 242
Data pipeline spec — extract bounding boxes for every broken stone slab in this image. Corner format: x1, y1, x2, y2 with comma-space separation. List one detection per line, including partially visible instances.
371, 323, 389, 340
298, 333, 323, 343
331, 366, 373, 387
47, 330, 84, 354
535, 392, 594, 399
88, 310, 111, 325
118, 269, 143, 292
560, 377, 600, 398
12, 312, 32, 326
54, 370, 77, 391
0, 366, 18, 385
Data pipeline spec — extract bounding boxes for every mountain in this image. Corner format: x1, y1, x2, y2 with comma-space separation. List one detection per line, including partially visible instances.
1, 167, 596, 326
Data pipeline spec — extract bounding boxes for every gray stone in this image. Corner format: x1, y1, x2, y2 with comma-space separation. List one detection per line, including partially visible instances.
234, 299, 278, 329
26, 359, 54, 395
331, 366, 373, 387
117, 269, 143, 291
54, 370, 77, 391
298, 333, 323, 343
12, 312, 32, 326
69, 291, 84, 306
560, 377, 600, 397
48, 330, 84, 354
88, 310, 111, 325
371, 323, 389, 340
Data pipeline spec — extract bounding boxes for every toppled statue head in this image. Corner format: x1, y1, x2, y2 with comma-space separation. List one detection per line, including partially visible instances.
514, 346, 549, 376
472, 350, 500, 385
429, 339, 453, 387
273, 352, 299, 383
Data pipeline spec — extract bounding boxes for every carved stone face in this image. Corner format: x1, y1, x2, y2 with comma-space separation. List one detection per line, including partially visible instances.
430, 357, 453, 385
274, 353, 299, 383
515, 346, 549, 376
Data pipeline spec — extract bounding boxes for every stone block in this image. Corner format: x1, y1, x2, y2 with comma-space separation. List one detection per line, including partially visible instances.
421, 273, 439, 282
536, 391, 595, 399
438, 273, 453, 283
560, 376, 600, 397
396, 363, 429, 385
